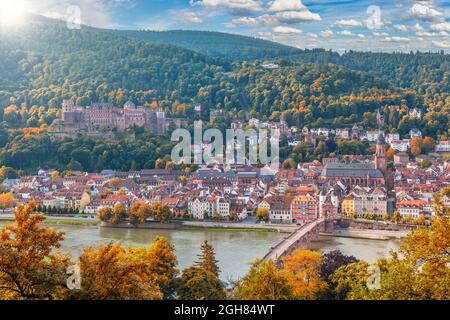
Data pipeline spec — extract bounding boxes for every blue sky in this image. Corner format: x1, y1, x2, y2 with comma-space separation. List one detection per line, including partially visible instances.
27, 0, 449, 52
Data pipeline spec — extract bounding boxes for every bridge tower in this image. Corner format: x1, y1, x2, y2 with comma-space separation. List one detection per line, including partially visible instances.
319, 190, 335, 233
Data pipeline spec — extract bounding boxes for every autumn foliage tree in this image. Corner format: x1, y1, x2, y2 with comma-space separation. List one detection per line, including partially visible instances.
410, 137, 422, 156
0, 203, 70, 299
281, 249, 327, 300
255, 208, 269, 222
128, 201, 152, 225
152, 203, 173, 223
0, 192, 14, 211
97, 206, 113, 223
234, 260, 293, 300
110, 203, 127, 225
67, 244, 163, 300
146, 237, 179, 299
331, 190, 450, 300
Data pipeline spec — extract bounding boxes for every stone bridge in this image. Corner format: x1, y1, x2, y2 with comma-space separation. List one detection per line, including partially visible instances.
261, 218, 333, 263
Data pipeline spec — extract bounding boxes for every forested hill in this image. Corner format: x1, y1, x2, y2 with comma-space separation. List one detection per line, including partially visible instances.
282, 50, 449, 93
118, 30, 301, 61
0, 16, 230, 108
0, 16, 448, 173
119, 29, 449, 92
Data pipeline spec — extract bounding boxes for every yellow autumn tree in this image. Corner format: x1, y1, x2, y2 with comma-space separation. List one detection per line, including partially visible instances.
126, 237, 179, 299
234, 260, 293, 300
255, 208, 269, 222
0, 192, 14, 211
0, 203, 70, 299
152, 203, 173, 223
331, 190, 450, 300
66, 244, 163, 300
281, 249, 328, 300
98, 206, 112, 222
110, 203, 127, 224
128, 201, 152, 224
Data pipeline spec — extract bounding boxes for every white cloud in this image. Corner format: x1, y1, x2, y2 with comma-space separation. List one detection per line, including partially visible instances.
337, 30, 353, 36
411, 22, 446, 37
357, 33, 365, 38
258, 31, 272, 36
175, 11, 203, 25
268, 0, 308, 12
393, 24, 408, 32
274, 10, 321, 23
229, 0, 320, 27
320, 29, 333, 37
409, 3, 444, 22
430, 22, 450, 32
307, 32, 318, 38
272, 25, 302, 34
231, 9, 320, 27
385, 36, 410, 42
373, 32, 389, 37
413, 23, 425, 32
335, 19, 364, 27
231, 15, 274, 26
190, 0, 262, 15
28, 0, 127, 28
432, 40, 450, 48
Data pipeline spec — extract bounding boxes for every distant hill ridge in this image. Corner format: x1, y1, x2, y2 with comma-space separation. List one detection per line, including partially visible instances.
118, 29, 301, 61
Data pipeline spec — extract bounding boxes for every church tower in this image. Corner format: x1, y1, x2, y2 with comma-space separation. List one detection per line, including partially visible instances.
375, 132, 387, 178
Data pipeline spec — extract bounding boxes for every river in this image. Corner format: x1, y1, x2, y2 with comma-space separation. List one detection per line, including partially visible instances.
46, 224, 401, 281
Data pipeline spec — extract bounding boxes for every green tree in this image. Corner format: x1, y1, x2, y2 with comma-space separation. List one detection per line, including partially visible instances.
195, 241, 220, 277
177, 242, 225, 300
177, 267, 226, 300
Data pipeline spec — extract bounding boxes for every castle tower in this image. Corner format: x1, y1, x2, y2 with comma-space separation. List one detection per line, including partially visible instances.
61, 100, 76, 123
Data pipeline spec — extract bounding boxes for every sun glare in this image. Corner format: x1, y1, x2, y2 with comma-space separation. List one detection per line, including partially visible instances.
0, 0, 28, 27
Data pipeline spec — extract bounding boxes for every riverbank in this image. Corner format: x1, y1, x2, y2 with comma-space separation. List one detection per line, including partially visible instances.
0, 216, 98, 226
181, 221, 296, 233
0, 215, 415, 237
98, 219, 297, 233
330, 228, 410, 240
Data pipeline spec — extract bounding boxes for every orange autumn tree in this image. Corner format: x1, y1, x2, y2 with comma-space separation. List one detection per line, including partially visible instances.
152, 203, 173, 223
129, 237, 179, 299
68, 244, 163, 300
97, 206, 113, 222
386, 147, 395, 159
410, 137, 423, 156
0, 203, 70, 300
281, 249, 328, 300
128, 201, 152, 225
234, 260, 293, 300
110, 202, 127, 224
331, 189, 450, 300
0, 192, 14, 211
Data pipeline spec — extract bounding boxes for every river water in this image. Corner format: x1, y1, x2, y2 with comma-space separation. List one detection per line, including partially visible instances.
46, 225, 401, 281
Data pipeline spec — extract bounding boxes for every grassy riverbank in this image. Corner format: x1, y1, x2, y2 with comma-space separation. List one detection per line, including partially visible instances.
181, 226, 277, 233
44, 219, 99, 226
0, 216, 98, 226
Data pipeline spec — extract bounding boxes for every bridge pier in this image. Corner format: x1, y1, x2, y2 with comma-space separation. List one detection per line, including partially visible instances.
321, 219, 334, 233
